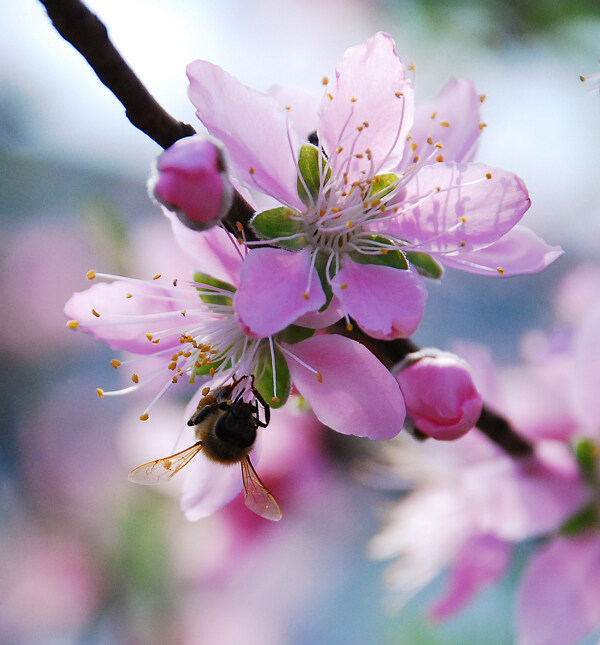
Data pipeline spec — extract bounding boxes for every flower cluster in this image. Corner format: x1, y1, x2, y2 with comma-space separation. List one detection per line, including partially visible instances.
65, 32, 559, 521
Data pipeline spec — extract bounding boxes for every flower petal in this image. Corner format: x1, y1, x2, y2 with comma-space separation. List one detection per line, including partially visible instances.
392, 162, 531, 253
400, 78, 483, 171
330, 260, 427, 339
181, 456, 244, 521
518, 536, 600, 645
163, 210, 243, 286
234, 248, 326, 337
438, 225, 563, 276
268, 84, 320, 140
572, 303, 600, 429
65, 279, 196, 353
187, 60, 303, 210
318, 32, 414, 182
430, 534, 511, 621
284, 334, 406, 439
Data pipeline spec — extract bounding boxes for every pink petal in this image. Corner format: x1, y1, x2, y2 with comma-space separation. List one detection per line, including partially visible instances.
268, 84, 320, 140
234, 248, 326, 337
181, 456, 244, 521
400, 78, 483, 171
518, 536, 600, 645
430, 534, 511, 621
318, 32, 414, 182
330, 260, 427, 339
392, 162, 531, 253
284, 334, 406, 438
64, 280, 195, 353
572, 304, 600, 430
187, 60, 303, 210
438, 225, 563, 276
163, 210, 243, 286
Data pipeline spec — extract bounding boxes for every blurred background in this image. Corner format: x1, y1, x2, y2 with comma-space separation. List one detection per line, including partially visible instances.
1, 1, 599, 643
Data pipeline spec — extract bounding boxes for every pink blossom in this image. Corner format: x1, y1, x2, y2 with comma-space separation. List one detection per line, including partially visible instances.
394, 349, 483, 440
151, 134, 233, 231
187, 32, 558, 340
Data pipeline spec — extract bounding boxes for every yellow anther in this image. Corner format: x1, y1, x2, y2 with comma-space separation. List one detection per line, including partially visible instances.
168, 362, 177, 371
66, 320, 79, 330
436, 154, 444, 162
110, 359, 121, 369
172, 375, 178, 383
346, 221, 354, 229
460, 216, 468, 223
331, 206, 341, 213
350, 96, 357, 102
426, 137, 434, 145
435, 143, 443, 148
153, 274, 161, 280
363, 121, 370, 127
411, 141, 418, 152
322, 76, 329, 85
327, 93, 334, 100
479, 122, 488, 130
271, 396, 280, 404
152, 338, 160, 344
92, 309, 100, 318
336, 146, 343, 153
125, 293, 132, 299
356, 125, 363, 132
316, 372, 323, 383
132, 374, 139, 383
209, 367, 215, 377
181, 310, 187, 317
303, 292, 310, 300
430, 111, 437, 120
346, 322, 354, 331
440, 121, 451, 127
86, 270, 96, 280
413, 155, 420, 163
202, 386, 210, 396
285, 105, 291, 111
355, 153, 363, 159
497, 267, 505, 275
146, 333, 153, 341
486, 172, 492, 179
139, 413, 149, 421
460, 241, 466, 247
395, 91, 404, 98
340, 283, 348, 290
480, 94, 487, 103
96, 388, 104, 398
436, 186, 441, 192
249, 167, 255, 174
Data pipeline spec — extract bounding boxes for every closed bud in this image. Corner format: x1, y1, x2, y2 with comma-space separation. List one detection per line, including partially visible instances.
150, 135, 233, 231
394, 349, 482, 440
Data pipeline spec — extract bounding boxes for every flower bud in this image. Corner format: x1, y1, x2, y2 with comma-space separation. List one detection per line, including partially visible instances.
394, 349, 483, 440
150, 135, 233, 231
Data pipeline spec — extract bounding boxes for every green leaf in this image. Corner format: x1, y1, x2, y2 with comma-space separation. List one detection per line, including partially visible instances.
251, 207, 307, 249
193, 272, 236, 306
560, 503, 598, 535
369, 173, 399, 200
297, 144, 330, 206
576, 438, 598, 483
255, 348, 291, 408
406, 251, 444, 279
277, 324, 315, 345
350, 235, 408, 270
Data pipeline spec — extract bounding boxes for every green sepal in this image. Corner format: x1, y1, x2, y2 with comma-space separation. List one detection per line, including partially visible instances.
313, 250, 335, 312
255, 348, 291, 409
368, 173, 399, 200
576, 438, 598, 483
251, 207, 307, 249
350, 236, 408, 270
193, 272, 236, 306
560, 503, 599, 535
297, 144, 330, 206
277, 324, 315, 345
194, 356, 226, 376
406, 251, 444, 279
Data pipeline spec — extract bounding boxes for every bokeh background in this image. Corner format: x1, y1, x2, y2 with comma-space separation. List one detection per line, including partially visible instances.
1, 1, 599, 643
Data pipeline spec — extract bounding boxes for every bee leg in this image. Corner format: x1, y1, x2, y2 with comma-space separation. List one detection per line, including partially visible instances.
251, 387, 270, 427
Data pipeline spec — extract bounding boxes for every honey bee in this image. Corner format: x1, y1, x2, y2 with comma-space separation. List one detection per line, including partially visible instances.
128, 378, 282, 521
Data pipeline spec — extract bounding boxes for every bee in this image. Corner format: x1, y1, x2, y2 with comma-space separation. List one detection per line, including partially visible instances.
128, 377, 282, 521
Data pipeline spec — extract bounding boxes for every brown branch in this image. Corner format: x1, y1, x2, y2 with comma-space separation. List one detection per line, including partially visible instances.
328, 321, 534, 459
39, 0, 196, 149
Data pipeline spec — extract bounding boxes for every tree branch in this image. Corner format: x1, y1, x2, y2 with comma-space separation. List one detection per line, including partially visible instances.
39, 0, 196, 149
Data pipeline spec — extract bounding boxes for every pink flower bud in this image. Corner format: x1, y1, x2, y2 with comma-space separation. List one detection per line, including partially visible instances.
151, 135, 233, 231
395, 349, 483, 440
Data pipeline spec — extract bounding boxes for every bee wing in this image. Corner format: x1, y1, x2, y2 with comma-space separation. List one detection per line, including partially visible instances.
240, 457, 282, 521
128, 442, 203, 485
